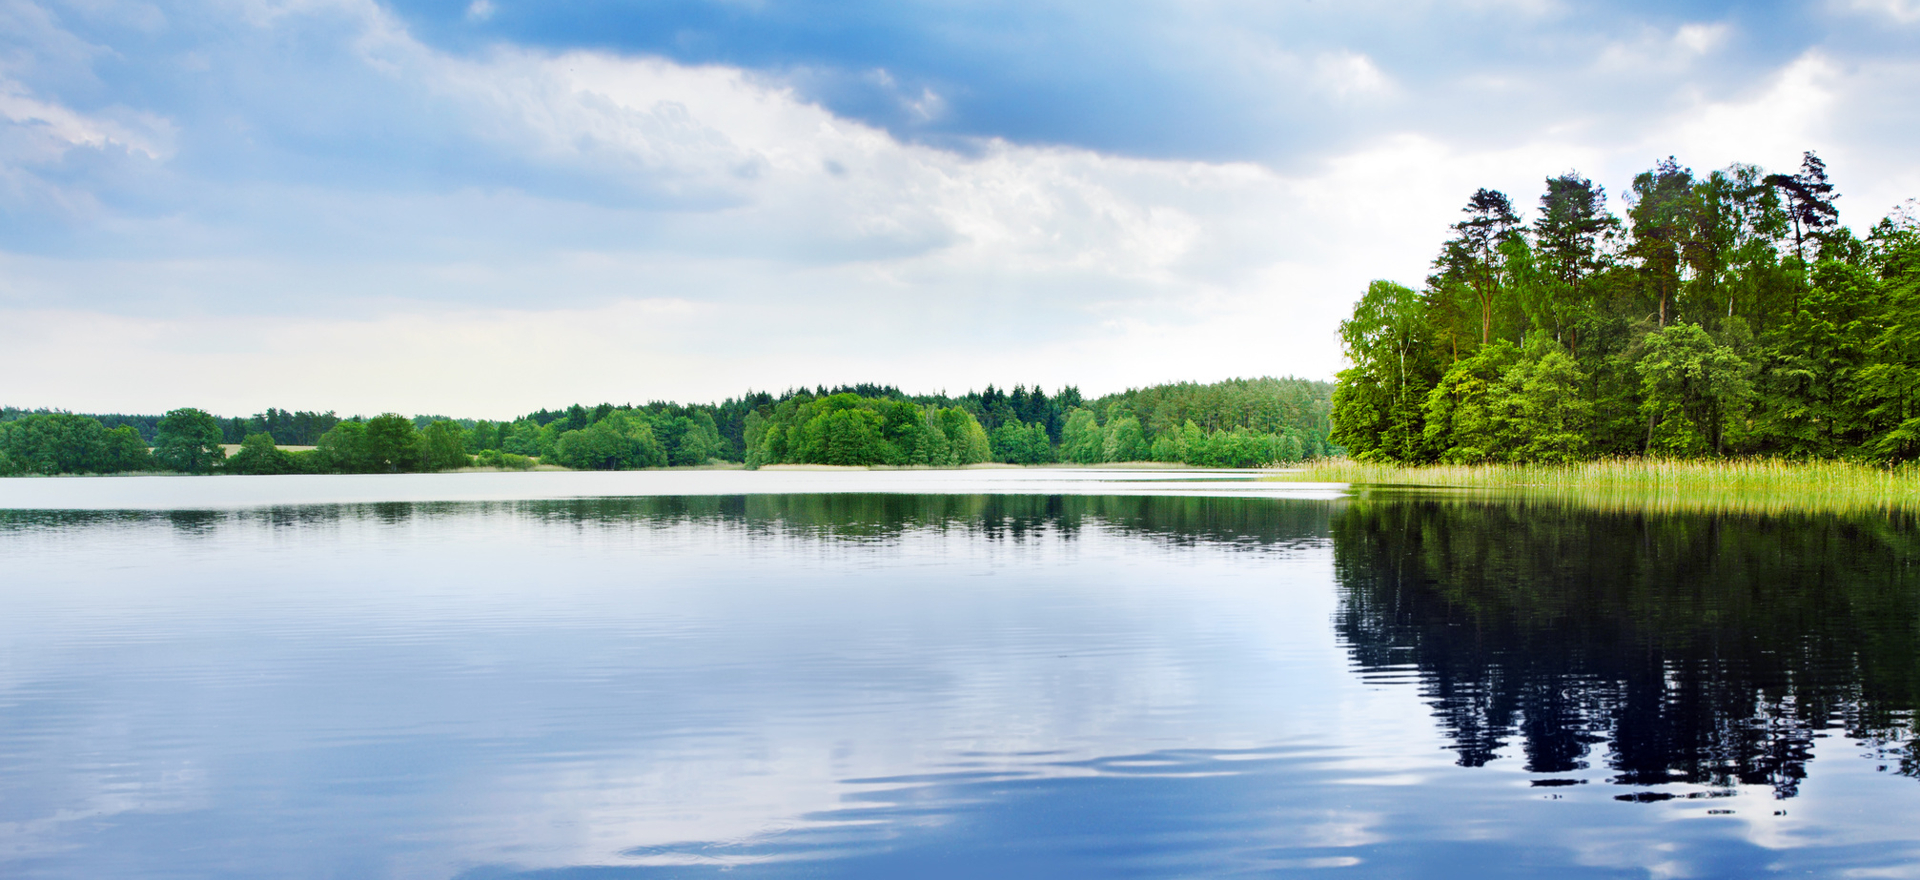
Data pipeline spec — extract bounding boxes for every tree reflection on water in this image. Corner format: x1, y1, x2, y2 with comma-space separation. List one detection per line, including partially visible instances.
1333, 498, 1920, 797
11, 491, 1914, 801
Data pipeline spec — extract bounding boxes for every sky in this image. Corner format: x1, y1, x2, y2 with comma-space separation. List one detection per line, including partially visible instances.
2, 0, 1918, 418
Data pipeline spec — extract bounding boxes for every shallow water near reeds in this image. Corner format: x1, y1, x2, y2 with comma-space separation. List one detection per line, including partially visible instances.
3, 473, 1918, 878
1294, 458, 1920, 516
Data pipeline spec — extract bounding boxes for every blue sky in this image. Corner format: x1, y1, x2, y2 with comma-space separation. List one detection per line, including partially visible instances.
3, 0, 1917, 417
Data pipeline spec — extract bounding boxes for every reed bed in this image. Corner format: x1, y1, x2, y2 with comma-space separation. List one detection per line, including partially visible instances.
1276, 457, 1920, 516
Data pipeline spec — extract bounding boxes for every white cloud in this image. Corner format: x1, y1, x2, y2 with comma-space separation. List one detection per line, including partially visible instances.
0, 80, 174, 161
905, 86, 945, 121
1674, 22, 1729, 55
1593, 21, 1732, 74
3, 0, 1917, 415
0, 122, 1604, 415
1313, 51, 1395, 100
1646, 49, 1920, 228
464, 0, 493, 23
0, 0, 1646, 412
1660, 51, 1838, 167
1842, 0, 1920, 23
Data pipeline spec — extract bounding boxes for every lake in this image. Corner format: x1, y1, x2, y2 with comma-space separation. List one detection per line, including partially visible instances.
2, 470, 1916, 878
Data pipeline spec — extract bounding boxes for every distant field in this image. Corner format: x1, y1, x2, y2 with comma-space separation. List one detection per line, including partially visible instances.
220, 445, 317, 455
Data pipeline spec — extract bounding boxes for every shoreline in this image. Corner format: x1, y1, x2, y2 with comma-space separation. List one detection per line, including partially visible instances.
0, 460, 1280, 479
1274, 457, 1920, 515
0, 467, 1338, 511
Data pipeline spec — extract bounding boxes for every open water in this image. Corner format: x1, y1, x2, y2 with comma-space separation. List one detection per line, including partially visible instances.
1, 470, 1916, 878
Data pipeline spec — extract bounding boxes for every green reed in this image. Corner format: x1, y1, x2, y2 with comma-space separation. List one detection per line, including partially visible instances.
1277, 457, 1920, 516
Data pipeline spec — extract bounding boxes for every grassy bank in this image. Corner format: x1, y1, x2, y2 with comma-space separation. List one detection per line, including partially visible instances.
1276, 458, 1920, 516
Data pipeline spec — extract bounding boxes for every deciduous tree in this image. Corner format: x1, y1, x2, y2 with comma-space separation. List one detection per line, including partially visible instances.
153, 408, 226, 474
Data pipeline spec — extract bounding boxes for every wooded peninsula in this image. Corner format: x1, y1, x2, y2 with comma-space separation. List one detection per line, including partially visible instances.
1332, 151, 1920, 464
0, 378, 1334, 475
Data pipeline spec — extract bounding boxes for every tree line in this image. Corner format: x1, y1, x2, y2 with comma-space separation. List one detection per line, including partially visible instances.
741, 379, 1333, 468
1, 406, 346, 446
1333, 152, 1920, 463
0, 408, 473, 476
2, 377, 1336, 476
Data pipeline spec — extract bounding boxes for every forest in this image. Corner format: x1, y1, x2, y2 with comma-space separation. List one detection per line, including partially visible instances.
0, 376, 1335, 475
1333, 151, 1920, 463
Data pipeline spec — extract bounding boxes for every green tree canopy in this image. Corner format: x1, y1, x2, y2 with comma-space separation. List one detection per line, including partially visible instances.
0, 413, 151, 475
1329, 150, 1920, 465
420, 420, 473, 472
153, 408, 226, 474
225, 433, 308, 475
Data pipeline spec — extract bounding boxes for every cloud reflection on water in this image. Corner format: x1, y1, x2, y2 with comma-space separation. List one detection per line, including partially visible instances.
1, 492, 1918, 878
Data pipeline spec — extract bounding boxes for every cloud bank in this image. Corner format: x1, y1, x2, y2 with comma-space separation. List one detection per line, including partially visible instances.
0, 0, 1915, 416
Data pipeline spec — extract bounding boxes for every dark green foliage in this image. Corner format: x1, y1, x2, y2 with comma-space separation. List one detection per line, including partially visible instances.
1334, 281, 1438, 461
497, 402, 726, 468
748, 393, 977, 467
313, 415, 465, 474
463, 420, 502, 454
1436, 188, 1523, 345
1491, 337, 1592, 463
1045, 377, 1338, 468
101, 426, 152, 472
502, 420, 546, 457
1534, 172, 1618, 287
1432, 346, 1581, 459
652, 411, 723, 466
1060, 408, 1104, 464
1626, 157, 1695, 327
224, 434, 310, 475
1052, 398, 1322, 468
4, 372, 1333, 477
1332, 150, 1920, 464
153, 408, 226, 474
934, 406, 993, 466
0, 413, 152, 474
420, 420, 474, 472
1856, 218, 1920, 461
1766, 151, 1842, 263
1101, 414, 1147, 462
210, 409, 340, 445
991, 419, 1054, 464
1421, 340, 1521, 463
7, 379, 1332, 477
817, 408, 886, 465
1187, 429, 1274, 467
314, 421, 371, 471
475, 449, 537, 470
1087, 377, 1332, 442
972, 384, 1042, 434
551, 412, 665, 470
1, 409, 167, 443
1638, 324, 1754, 456
362, 414, 423, 473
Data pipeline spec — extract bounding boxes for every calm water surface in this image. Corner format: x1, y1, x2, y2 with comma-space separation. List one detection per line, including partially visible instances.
2, 475, 1917, 878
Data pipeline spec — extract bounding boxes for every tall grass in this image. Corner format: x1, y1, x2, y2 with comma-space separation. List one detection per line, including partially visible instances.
1277, 457, 1920, 515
